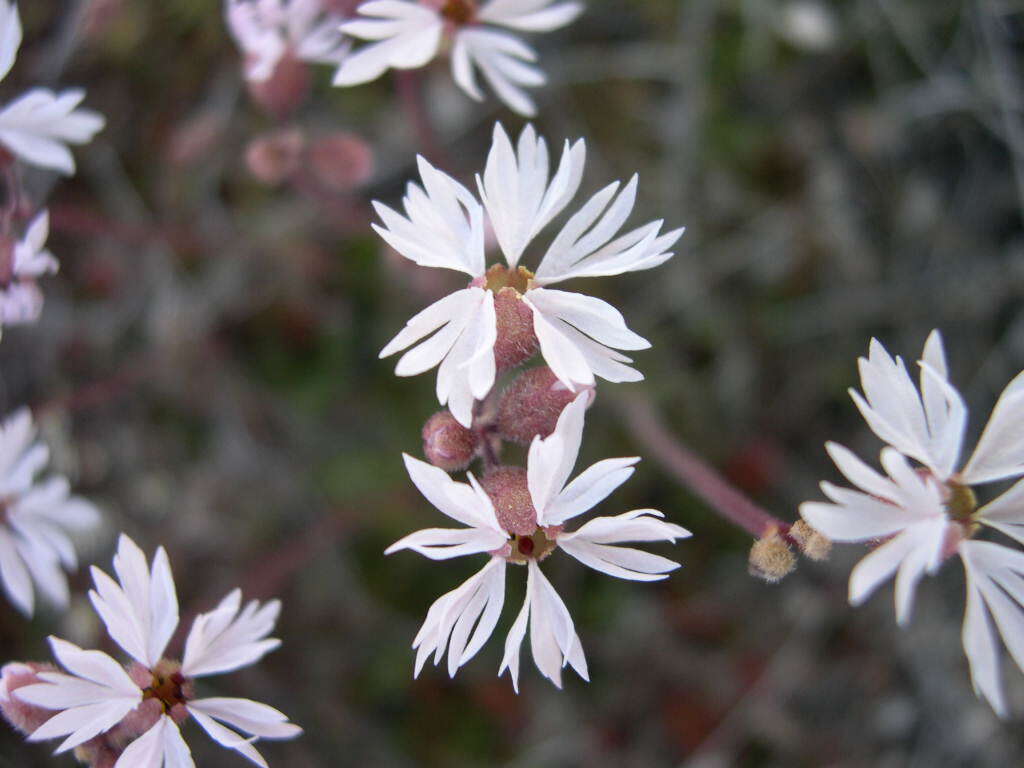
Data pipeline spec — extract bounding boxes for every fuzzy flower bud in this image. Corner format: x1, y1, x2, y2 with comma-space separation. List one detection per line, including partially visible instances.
789, 519, 831, 562
480, 465, 537, 536
496, 366, 592, 445
422, 410, 479, 470
247, 52, 311, 120
307, 132, 374, 192
748, 526, 797, 583
246, 128, 305, 186
489, 274, 539, 372
0, 662, 58, 735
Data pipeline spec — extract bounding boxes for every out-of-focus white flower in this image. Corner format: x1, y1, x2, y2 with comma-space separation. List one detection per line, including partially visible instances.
387, 393, 690, 690
16, 534, 301, 766
0, 408, 99, 617
226, 0, 349, 82
0, 210, 57, 326
777, 1, 837, 52
0, 1, 104, 174
377, 122, 684, 427
801, 330, 1024, 716
334, 0, 583, 116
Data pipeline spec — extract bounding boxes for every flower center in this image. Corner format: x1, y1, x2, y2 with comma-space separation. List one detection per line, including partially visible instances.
483, 264, 533, 294
141, 660, 192, 713
440, 0, 477, 25
507, 527, 559, 564
944, 481, 978, 522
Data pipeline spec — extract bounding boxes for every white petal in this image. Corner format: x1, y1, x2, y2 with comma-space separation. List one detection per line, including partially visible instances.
182, 590, 281, 678
0, 0, 21, 84
401, 453, 502, 531
114, 716, 194, 768
189, 697, 302, 740
527, 392, 588, 521
384, 526, 507, 560
333, 3, 442, 85
0, 89, 104, 175
478, 0, 583, 31
962, 369, 1024, 484
544, 457, 638, 526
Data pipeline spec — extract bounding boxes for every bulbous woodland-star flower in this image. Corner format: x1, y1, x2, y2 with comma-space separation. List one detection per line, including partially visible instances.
800, 331, 1024, 715
1, 210, 57, 326
377, 122, 684, 426
387, 393, 690, 690
226, 0, 349, 82
14, 534, 300, 766
0, 1, 104, 174
0, 408, 99, 617
334, 0, 583, 116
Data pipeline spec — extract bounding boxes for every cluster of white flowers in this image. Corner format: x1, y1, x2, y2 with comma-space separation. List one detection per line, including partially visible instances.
12, 535, 300, 766
800, 331, 1024, 716
0, 0, 106, 616
376, 120, 691, 688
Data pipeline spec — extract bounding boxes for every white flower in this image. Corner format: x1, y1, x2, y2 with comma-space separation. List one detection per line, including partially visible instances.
0, 1, 104, 174
0, 210, 58, 326
377, 123, 684, 426
0, 407, 99, 616
334, 0, 584, 116
387, 393, 690, 690
15, 534, 301, 766
801, 330, 1024, 715
226, 0, 349, 82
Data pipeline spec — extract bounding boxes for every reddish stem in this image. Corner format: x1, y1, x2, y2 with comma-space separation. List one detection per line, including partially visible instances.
618, 394, 790, 539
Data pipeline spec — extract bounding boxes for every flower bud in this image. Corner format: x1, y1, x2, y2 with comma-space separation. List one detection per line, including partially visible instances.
493, 287, 538, 373
480, 465, 536, 536
246, 52, 311, 120
0, 662, 57, 735
246, 128, 305, 186
307, 132, 374, 192
496, 366, 591, 445
748, 526, 796, 583
789, 519, 831, 562
422, 410, 479, 471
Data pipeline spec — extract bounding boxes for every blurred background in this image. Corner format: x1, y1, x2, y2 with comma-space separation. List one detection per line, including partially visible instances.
2, 0, 1024, 765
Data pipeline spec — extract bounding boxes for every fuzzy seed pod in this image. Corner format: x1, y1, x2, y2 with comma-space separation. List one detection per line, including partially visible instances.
496, 366, 590, 445
748, 526, 797, 583
422, 411, 479, 470
493, 287, 538, 373
789, 520, 832, 562
480, 465, 536, 536
0, 662, 57, 735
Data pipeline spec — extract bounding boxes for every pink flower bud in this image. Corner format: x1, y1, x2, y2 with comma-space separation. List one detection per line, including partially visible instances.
307, 132, 374, 193
245, 128, 305, 186
74, 739, 120, 768
493, 287, 538, 373
246, 51, 311, 120
422, 410, 479, 471
496, 367, 592, 445
0, 662, 57, 735
480, 466, 536, 536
